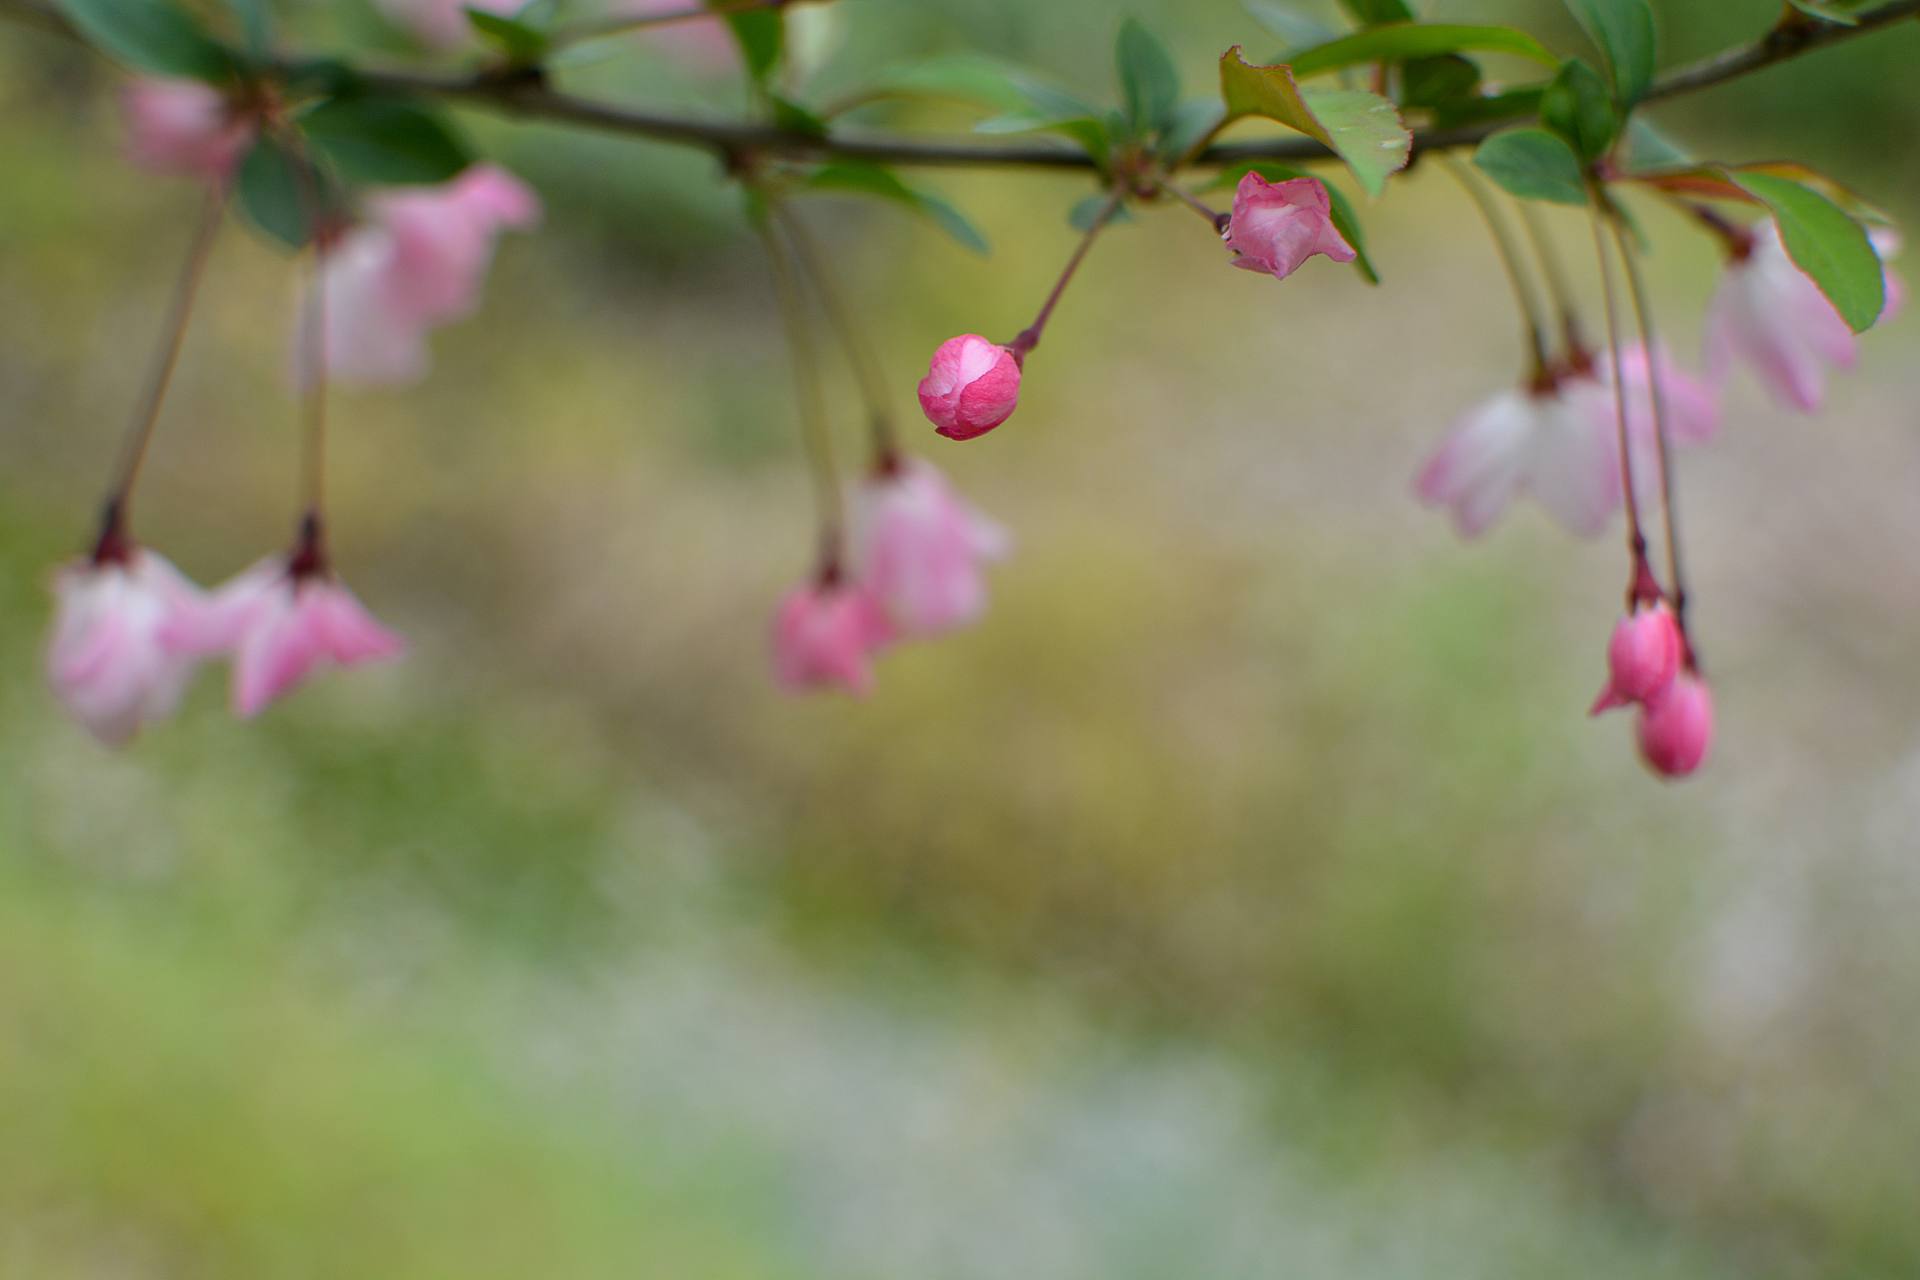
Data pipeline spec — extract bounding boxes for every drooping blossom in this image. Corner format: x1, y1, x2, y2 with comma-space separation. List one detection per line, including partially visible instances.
918, 335, 1022, 441
121, 78, 254, 182
303, 164, 541, 386
1590, 600, 1681, 716
854, 458, 1010, 637
1581, 342, 1721, 511
1222, 173, 1356, 282
1414, 363, 1621, 538
1636, 671, 1714, 779
168, 554, 404, 718
1705, 219, 1861, 412
46, 546, 206, 745
771, 578, 892, 695
375, 0, 523, 48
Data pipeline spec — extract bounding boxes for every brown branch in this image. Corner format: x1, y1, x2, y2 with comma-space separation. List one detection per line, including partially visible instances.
5, 0, 1918, 170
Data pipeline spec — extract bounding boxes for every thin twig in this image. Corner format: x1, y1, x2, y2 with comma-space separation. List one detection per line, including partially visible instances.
775, 202, 898, 465
1588, 200, 1651, 604
1442, 156, 1549, 375
758, 215, 844, 571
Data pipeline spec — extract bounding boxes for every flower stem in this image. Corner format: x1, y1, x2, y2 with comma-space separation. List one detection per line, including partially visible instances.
1441, 156, 1549, 377
774, 202, 898, 468
1610, 214, 1695, 664
1587, 196, 1653, 606
757, 217, 843, 577
1516, 199, 1584, 355
102, 182, 227, 525
1007, 188, 1122, 360
298, 244, 329, 523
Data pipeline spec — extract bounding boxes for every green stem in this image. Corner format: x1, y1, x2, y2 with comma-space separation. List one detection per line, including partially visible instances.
1587, 196, 1651, 605
774, 202, 898, 466
757, 217, 843, 574
1442, 156, 1549, 377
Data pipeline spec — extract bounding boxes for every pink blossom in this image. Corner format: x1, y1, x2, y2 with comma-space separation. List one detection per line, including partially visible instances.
1705, 219, 1857, 412
169, 560, 404, 718
1636, 671, 1714, 779
305, 165, 541, 386
1414, 369, 1621, 538
375, 0, 523, 48
1590, 600, 1681, 716
918, 335, 1022, 441
121, 79, 253, 182
854, 459, 1010, 637
1577, 343, 1721, 512
771, 579, 892, 695
46, 549, 206, 746
1222, 173, 1356, 281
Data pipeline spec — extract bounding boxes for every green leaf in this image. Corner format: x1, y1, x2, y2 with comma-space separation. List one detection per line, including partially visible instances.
1068, 195, 1134, 232
236, 137, 318, 248
1619, 117, 1691, 172
1723, 169, 1884, 332
1539, 58, 1617, 160
1338, 0, 1417, 25
57, 0, 236, 81
721, 4, 783, 85
1217, 48, 1409, 198
299, 96, 472, 186
769, 93, 828, 137
804, 163, 989, 255
1243, 1, 1340, 51
225, 0, 271, 56
1206, 161, 1380, 284
1285, 23, 1557, 78
1429, 83, 1545, 129
466, 8, 550, 63
973, 112, 1111, 166
1399, 55, 1481, 109
1158, 98, 1226, 162
1115, 18, 1181, 137
1785, 0, 1862, 24
1561, 0, 1656, 106
844, 54, 1044, 114
1472, 126, 1589, 205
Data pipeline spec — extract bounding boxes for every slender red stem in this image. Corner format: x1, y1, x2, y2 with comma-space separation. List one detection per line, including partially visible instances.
1588, 197, 1655, 608
1007, 189, 1123, 360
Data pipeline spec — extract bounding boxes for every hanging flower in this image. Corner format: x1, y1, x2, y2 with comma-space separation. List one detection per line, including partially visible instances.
46, 547, 207, 745
853, 458, 1010, 637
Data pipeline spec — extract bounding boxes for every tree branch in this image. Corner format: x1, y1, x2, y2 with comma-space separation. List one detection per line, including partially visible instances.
6, 0, 1918, 170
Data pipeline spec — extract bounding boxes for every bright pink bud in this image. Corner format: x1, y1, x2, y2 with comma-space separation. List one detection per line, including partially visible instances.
168, 559, 404, 718
1636, 671, 1714, 779
1589, 601, 1681, 715
917, 335, 1022, 441
771, 580, 892, 695
47, 549, 206, 746
854, 459, 1010, 637
1223, 172, 1356, 281
120, 79, 253, 182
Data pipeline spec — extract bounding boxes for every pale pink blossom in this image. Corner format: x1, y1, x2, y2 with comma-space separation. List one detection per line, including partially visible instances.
375, 0, 522, 48
1705, 219, 1858, 412
1414, 370, 1621, 538
304, 165, 541, 386
169, 560, 404, 718
46, 548, 206, 745
1579, 343, 1721, 512
1223, 173, 1356, 281
771, 579, 892, 695
1590, 600, 1681, 716
854, 459, 1010, 637
121, 78, 253, 182
918, 335, 1022, 441
1636, 671, 1714, 779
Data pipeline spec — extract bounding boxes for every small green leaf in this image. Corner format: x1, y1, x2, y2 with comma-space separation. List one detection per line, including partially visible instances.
1217, 48, 1409, 198
1286, 23, 1557, 78
1619, 117, 1691, 172
721, 4, 782, 85
1068, 195, 1134, 232
1207, 161, 1380, 284
1399, 55, 1481, 109
1723, 169, 1884, 332
1785, 0, 1862, 24
236, 137, 320, 248
1243, 1, 1340, 51
769, 93, 828, 137
843, 54, 1044, 114
466, 8, 550, 63
57, 0, 236, 81
1473, 126, 1589, 205
804, 163, 989, 255
1561, 0, 1656, 106
973, 112, 1111, 166
1338, 0, 1417, 25
1429, 83, 1545, 129
300, 96, 472, 185
1158, 98, 1226, 162
1539, 58, 1617, 161
1115, 18, 1181, 137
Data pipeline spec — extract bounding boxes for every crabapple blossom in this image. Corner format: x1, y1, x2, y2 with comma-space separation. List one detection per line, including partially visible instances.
771, 579, 892, 695
121, 79, 254, 182
305, 165, 541, 386
1222, 173, 1356, 281
854, 459, 1010, 637
1636, 671, 1714, 779
1705, 219, 1860, 412
46, 547, 207, 745
918, 335, 1022, 441
169, 558, 404, 718
1590, 600, 1681, 716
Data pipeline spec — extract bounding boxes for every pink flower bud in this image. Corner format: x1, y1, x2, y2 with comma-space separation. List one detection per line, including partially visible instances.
1590, 601, 1681, 715
47, 549, 206, 746
120, 79, 254, 182
1223, 173, 1356, 282
1636, 672, 1714, 779
771, 580, 892, 695
854, 459, 1010, 637
917, 335, 1022, 441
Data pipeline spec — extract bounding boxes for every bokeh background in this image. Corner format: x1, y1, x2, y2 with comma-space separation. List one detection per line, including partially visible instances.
3, 0, 1918, 1275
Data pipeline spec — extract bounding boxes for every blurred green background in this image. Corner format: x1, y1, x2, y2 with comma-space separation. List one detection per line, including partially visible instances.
3, 0, 1919, 1275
